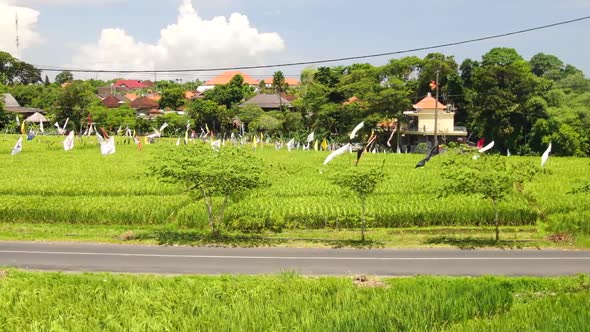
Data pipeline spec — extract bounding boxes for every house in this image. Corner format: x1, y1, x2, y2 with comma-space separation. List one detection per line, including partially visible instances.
113, 80, 155, 90
1, 93, 46, 118
130, 96, 159, 116
197, 71, 259, 93
100, 95, 127, 108
261, 77, 300, 89
240, 93, 293, 111
400, 92, 467, 151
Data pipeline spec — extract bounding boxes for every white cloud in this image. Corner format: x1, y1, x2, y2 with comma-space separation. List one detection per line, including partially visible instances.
71, 0, 286, 73
0, 0, 43, 57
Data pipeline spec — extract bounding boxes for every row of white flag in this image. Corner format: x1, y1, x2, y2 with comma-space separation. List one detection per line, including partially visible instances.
11, 132, 116, 156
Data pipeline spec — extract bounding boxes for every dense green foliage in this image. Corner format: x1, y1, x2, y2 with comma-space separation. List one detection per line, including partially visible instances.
2, 48, 588, 155
0, 270, 588, 331
1, 135, 588, 238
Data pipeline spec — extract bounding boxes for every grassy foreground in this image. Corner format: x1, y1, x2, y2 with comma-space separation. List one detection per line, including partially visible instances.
0, 222, 581, 249
0, 270, 588, 331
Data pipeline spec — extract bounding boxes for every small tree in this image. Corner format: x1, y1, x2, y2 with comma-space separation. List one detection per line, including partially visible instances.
439, 153, 539, 241
328, 161, 384, 241
151, 144, 268, 235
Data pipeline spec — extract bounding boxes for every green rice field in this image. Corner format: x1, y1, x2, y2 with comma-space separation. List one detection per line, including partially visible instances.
0, 134, 588, 234
0, 270, 588, 331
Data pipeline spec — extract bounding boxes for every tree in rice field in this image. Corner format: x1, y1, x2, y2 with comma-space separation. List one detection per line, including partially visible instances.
439, 152, 539, 241
150, 144, 268, 235
328, 160, 384, 242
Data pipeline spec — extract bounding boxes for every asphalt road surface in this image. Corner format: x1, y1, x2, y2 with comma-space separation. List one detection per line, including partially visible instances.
1, 241, 589, 276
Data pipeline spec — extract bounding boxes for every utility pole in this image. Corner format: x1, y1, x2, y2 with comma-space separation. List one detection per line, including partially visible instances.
433, 69, 440, 147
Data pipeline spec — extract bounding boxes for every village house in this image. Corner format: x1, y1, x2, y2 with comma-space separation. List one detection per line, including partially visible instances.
240, 93, 293, 111
399, 92, 467, 152
1, 93, 46, 118
197, 71, 260, 93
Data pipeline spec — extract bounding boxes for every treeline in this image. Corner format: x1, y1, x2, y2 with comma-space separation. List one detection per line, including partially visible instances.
1, 48, 589, 156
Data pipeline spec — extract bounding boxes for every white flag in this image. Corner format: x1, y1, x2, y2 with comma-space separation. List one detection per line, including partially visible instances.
507, 149, 511, 157
323, 143, 351, 165
307, 132, 314, 143
478, 141, 495, 153
96, 132, 104, 144
287, 138, 295, 152
63, 118, 69, 130
10, 136, 23, 156
101, 137, 116, 155
159, 122, 169, 134
350, 122, 364, 140
15, 116, 20, 126
39, 121, 44, 133
63, 131, 75, 151
541, 143, 552, 167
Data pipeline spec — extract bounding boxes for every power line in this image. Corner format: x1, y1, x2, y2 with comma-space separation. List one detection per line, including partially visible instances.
37, 15, 590, 74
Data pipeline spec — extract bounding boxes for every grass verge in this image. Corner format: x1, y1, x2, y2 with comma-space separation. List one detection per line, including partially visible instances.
0, 269, 588, 331
0, 222, 585, 249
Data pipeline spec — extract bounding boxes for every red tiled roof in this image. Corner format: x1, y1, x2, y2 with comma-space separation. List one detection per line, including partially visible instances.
101, 95, 122, 108
413, 93, 446, 110
343, 96, 360, 105
113, 80, 154, 89
130, 96, 159, 109
263, 77, 300, 86
205, 71, 259, 86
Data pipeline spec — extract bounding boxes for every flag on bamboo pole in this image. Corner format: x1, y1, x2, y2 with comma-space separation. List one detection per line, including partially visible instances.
307, 132, 314, 143
541, 142, 552, 167
355, 131, 377, 166
429, 80, 437, 91
27, 131, 35, 141
96, 131, 104, 144
476, 138, 485, 149
39, 121, 44, 133
507, 149, 511, 157
478, 141, 494, 153
287, 138, 295, 152
101, 137, 116, 156
321, 138, 328, 151
350, 122, 364, 140
416, 145, 440, 168
10, 136, 23, 156
63, 131, 75, 151
15, 115, 20, 126
323, 143, 351, 165
132, 130, 142, 151
314, 140, 319, 151
252, 135, 257, 149
176, 137, 181, 146
20, 120, 26, 135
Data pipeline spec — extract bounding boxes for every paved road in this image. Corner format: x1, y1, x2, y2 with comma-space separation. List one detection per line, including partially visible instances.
0, 241, 589, 276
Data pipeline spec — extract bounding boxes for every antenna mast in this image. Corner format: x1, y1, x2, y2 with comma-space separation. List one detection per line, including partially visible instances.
15, 13, 20, 59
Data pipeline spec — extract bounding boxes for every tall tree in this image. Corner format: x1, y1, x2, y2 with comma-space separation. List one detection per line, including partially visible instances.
271, 71, 288, 94
0, 51, 41, 85
159, 87, 185, 110
468, 48, 544, 152
53, 81, 95, 128
55, 71, 74, 85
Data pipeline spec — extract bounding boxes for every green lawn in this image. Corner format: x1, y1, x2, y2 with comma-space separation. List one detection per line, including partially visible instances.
0, 270, 588, 331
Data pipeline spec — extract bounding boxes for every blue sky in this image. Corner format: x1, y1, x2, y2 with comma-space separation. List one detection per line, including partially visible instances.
2, 0, 590, 81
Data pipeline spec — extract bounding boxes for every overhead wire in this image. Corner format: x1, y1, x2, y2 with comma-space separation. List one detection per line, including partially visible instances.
35, 15, 590, 74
